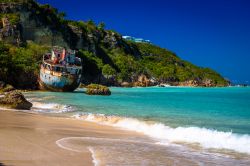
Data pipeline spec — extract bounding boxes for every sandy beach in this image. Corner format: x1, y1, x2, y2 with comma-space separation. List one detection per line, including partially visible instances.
1, 96, 250, 166
0, 110, 145, 166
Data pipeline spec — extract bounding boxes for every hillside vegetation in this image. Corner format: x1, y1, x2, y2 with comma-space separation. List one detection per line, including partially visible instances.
0, 0, 229, 88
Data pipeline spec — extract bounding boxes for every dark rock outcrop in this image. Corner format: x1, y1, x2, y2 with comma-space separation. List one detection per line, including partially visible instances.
0, 90, 32, 109
0, 81, 6, 89
0, 82, 15, 93
0, 1, 136, 52
86, 84, 111, 96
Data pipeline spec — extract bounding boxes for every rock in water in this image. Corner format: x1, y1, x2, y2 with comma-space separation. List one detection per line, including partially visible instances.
86, 84, 111, 96
0, 91, 32, 110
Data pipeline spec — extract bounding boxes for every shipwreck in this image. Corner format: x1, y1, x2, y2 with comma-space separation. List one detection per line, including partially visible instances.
39, 46, 82, 92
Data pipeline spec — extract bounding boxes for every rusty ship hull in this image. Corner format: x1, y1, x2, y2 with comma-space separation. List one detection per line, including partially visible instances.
38, 47, 82, 92
39, 66, 81, 92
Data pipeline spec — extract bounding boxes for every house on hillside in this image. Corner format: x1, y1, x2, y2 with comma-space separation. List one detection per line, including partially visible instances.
122, 35, 151, 44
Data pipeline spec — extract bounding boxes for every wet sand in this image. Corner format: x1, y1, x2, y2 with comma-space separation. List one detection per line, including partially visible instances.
0, 110, 145, 166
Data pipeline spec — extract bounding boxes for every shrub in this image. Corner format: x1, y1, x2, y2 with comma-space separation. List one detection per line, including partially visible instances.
102, 64, 116, 78
0, 42, 49, 88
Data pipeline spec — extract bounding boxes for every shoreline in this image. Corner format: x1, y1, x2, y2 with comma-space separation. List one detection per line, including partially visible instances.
1, 109, 250, 165
1, 87, 250, 165
0, 110, 146, 166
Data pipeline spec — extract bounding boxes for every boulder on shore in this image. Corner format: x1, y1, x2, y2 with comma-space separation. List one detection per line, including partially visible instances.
86, 84, 111, 96
0, 91, 32, 110
0, 82, 15, 93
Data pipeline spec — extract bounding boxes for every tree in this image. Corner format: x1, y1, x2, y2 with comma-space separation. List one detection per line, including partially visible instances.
0, 43, 12, 81
86, 19, 95, 26
102, 64, 116, 78
58, 12, 66, 20
98, 22, 105, 30
78, 20, 85, 28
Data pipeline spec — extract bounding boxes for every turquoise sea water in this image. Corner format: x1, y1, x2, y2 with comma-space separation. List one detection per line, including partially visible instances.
28, 87, 250, 134
26, 87, 250, 155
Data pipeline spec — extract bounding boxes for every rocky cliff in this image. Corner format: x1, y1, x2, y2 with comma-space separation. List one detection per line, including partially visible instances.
0, 0, 229, 88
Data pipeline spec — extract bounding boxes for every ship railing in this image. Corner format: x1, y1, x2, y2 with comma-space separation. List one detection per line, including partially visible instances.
43, 59, 82, 68
41, 61, 82, 75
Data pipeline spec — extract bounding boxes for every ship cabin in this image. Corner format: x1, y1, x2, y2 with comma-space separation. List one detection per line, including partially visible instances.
41, 47, 82, 76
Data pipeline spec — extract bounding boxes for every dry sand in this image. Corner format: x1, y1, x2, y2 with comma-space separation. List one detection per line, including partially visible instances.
0, 110, 144, 166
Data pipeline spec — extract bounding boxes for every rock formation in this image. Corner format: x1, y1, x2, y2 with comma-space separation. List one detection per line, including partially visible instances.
0, 82, 15, 93
86, 84, 111, 96
0, 90, 32, 109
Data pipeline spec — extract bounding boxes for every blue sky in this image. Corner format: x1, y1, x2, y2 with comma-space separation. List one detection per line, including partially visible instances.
37, 0, 250, 83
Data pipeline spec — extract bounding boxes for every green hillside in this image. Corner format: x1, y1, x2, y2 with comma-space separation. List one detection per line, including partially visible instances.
0, 0, 229, 88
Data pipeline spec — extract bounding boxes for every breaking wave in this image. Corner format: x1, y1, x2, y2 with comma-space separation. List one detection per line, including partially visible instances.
73, 113, 250, 154
31, 102, 74, 113
27, 96, 55, 102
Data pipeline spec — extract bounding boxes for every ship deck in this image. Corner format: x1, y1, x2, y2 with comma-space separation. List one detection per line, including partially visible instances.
43, 60, 82, 69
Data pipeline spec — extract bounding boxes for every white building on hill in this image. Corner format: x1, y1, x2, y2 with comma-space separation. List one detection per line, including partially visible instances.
122, 36, 151, 43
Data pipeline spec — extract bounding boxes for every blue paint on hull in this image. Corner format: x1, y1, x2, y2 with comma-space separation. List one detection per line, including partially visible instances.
39, 70, 81, 92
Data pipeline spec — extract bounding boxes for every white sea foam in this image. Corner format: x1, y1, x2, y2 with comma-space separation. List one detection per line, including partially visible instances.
73, 113, 250, 154
88, 147, 100, 166
55, 138, 81, 152
27, 96, 55, 102
56, 136, 247, 166
31, 102, 73, 113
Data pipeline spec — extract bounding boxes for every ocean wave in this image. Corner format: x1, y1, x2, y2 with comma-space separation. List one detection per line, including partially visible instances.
31, 102, 74, 113
26, 96, 55, 102
73, 113, 250, 154
56, 136, 248, 166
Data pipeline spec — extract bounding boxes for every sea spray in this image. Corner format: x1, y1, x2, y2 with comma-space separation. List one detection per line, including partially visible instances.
73, 113, 250, 154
